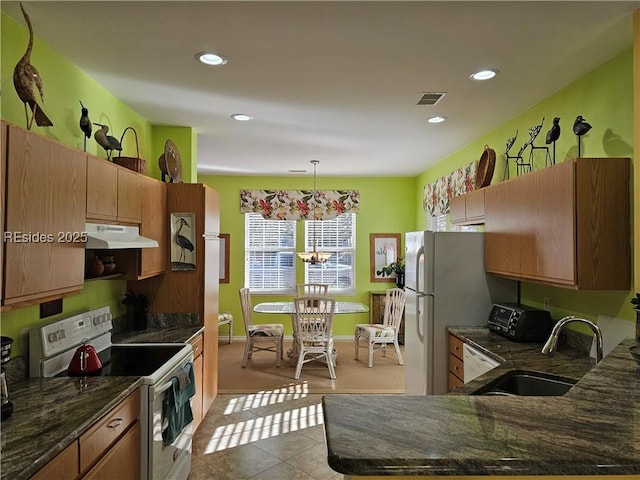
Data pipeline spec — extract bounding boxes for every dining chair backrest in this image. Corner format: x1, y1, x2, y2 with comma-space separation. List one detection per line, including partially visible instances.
239, 287, 254, 330
296, 283, 329, 297
383, 288, 406, 331
293, 296, 335, 343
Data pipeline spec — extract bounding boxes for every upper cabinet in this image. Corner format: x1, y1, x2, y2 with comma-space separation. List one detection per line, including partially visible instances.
484, 157, 630, 290
2, 123, 87, 307
138, 175, 167, 278
86, 155, 141, 224
450, 189, 485, 225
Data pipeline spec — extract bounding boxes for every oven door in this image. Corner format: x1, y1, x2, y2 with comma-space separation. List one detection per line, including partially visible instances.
146, 353, 194, 480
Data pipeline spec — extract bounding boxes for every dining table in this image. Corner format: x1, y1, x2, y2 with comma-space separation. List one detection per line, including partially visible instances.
253, 300, 369, 361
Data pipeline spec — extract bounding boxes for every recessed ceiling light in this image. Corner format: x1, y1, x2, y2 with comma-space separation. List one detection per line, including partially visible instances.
196, 52, 227, 66
470, 69, 498, 81
231, 114, 253, 122
427, 115, 447, 124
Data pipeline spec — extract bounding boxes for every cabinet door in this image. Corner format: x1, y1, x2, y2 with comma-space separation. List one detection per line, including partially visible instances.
116, 168, 142, 223
192, 352, 204, 430
484, 180, 524, 277
83, 422, 140, 480
465, 189, 485, 222
139, 175, 167, 278
86, 155, 118, 221
4, 125, 86, 304
449, 196, 466, 224
529, 160, 575, 284
31, 441, 79, 480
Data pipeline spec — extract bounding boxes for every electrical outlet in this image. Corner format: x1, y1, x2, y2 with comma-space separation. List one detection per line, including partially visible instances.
543, 297, 550, 311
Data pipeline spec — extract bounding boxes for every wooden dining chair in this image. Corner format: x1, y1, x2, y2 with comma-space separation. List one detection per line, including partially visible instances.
292, 296, 336, 379
239, 288, 284, 367
295, 283, 329, 297
354, 288, 405, 368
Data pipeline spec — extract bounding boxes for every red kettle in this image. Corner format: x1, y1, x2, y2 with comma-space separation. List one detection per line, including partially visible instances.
68, 339, 102, 376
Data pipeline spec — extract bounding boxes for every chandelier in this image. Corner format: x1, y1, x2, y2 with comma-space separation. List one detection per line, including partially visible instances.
297, 160, 332, 265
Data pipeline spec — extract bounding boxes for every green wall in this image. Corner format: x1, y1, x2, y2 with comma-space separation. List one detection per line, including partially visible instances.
413, 49, 636, 329
0, 12, 188, 355
199, 175, 416, 336
1, 7, 635, 353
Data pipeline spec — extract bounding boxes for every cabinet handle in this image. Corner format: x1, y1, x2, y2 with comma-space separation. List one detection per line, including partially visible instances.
107, 418, 123, 429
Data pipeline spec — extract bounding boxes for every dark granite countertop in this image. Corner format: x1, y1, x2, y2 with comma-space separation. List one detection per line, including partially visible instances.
0, 325, 202, 479
112, 325, 204, 345
323, 327, 640, 476
0, 376, 141, 480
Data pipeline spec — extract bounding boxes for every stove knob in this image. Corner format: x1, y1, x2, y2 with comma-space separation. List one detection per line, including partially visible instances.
93, 316, 101, 326
58, 329, 66, 339
47, 331, 58, 342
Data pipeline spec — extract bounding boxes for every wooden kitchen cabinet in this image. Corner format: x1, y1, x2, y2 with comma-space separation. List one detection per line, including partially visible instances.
79, 389, 140, 477
86, 155, 142, 224
86, 154, 118, 221
116, 167, 142, 223
450, 188, 485, 225
31, 440, 79, 480
190, 333, 204, 431
448, 333, 464, 391
83, 422, 140, 480
133, 184, 220, 416
138, 174, 167, 278
2, 123, 87, 308
484, 157, 630, 289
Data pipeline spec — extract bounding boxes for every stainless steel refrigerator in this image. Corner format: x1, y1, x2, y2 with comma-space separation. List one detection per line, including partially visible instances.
404, 231, 518, 395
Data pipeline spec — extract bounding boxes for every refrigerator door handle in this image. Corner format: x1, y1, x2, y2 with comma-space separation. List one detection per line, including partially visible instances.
415, 292, 429, 343
415, 245, 425, 293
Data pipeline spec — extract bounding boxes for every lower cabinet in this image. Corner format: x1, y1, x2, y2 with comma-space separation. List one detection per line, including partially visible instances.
31, 441, 79, 480
83, 422, 140, 480
30, 389, 140, 480
190, 332, 205, 431
448, 334, 464, 391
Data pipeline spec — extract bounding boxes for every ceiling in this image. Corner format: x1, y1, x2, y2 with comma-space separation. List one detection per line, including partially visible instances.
3, 1, 638, 177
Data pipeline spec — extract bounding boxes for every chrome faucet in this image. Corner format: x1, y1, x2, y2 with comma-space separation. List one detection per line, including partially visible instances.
541, 316, 604, 363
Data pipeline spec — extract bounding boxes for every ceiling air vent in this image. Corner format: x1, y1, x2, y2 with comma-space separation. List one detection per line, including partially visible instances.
417, 92, 446, 106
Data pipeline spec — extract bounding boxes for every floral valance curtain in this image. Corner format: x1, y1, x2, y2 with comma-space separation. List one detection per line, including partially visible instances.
423, 161, 477, 216
240, 189, 360, 220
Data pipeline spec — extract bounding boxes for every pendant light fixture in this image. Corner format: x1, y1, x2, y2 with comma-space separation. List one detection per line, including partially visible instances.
297, 160, 332, 265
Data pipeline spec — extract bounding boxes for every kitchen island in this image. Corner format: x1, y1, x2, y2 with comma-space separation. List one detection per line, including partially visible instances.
323, 328, 640, 477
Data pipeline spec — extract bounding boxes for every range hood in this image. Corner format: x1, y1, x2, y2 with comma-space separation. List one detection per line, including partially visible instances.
85, 223, 159, 249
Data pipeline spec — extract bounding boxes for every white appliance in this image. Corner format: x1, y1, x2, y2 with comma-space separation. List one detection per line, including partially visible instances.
463, 343, 500, 383
404, 231, 518, 395
29, 308, 193, 480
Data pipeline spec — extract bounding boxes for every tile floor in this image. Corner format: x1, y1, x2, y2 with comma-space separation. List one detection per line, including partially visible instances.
191, 385, 342, 480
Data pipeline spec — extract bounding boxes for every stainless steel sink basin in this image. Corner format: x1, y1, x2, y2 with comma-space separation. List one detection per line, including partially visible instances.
472, 370, 576, 396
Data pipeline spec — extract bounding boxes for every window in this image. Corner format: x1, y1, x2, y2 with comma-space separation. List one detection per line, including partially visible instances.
304, 213, 356, 293
244, 213, 296, 292
244, 212, 356, 294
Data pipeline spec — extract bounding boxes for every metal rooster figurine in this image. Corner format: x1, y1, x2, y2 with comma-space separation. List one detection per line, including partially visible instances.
93, 123, 122, 160
79, 101, 92, 152
13, 2, 52, 130
573, 115, 592, 157
545, 117, 561, 165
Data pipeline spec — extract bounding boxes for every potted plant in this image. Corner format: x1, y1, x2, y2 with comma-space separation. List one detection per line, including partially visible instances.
376, 257, 405, 288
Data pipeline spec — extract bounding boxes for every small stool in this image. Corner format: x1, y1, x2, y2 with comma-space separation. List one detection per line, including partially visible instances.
218, 312, 233, 344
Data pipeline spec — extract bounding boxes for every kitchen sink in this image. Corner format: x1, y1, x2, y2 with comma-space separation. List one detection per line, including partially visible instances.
472, 370, 577, 396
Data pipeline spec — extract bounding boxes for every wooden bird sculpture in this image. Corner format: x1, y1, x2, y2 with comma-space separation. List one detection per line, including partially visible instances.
93, 123, 122, 160
174, 218, 194, 263
13, 2, 53, 130
79, 101, 91, 152
573, 115, 592, 157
